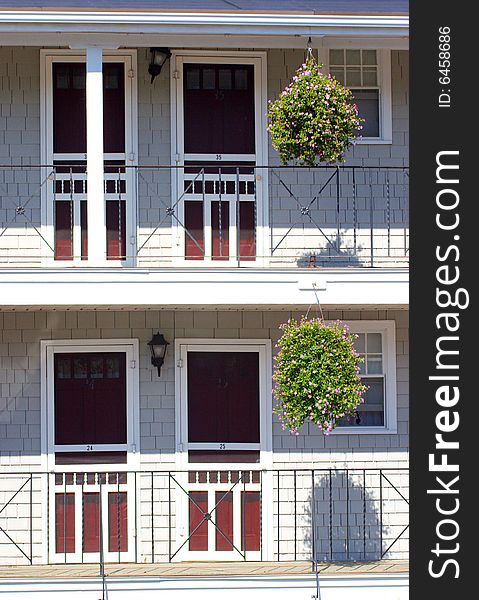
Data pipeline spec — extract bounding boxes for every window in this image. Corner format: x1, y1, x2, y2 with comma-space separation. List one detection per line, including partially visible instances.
326, 49, 392, 143
336, 321, 397, 433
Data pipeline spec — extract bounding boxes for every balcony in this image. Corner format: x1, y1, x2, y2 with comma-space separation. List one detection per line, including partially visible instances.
0, 164, 408, 269
0, 468, 408, 567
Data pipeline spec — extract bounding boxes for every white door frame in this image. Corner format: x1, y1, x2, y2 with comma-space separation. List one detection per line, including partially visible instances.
40, 338, 140, 563
39, 49, 138, 267
174, 338, 273, 561
170, 50, 269, 267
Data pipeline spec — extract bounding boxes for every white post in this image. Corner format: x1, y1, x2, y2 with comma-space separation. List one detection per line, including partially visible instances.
86, 46, 105, 263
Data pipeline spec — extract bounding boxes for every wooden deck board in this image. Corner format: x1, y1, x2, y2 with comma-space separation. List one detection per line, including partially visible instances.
0, 560, 408, 579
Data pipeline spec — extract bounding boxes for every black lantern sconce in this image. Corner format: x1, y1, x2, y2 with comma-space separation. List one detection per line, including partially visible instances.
148, 47, 172, 83
148, 332, 170, 376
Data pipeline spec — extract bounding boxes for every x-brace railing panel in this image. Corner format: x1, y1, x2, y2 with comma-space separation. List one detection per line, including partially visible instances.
0, 475, 33, 564
168, 471, 259, 561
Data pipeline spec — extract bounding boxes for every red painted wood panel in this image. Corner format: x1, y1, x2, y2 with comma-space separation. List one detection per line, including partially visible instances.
184, 201, 204, 259
241, 491, 260, 551
239, 202, 256, 260
215, 491, 233, 551
83, 492, 100, 553
108, 492, 128, 553
80, 199, 88, 260
189, 491, 208, 551
55, 493, 75, 553
54, 201, 73, 260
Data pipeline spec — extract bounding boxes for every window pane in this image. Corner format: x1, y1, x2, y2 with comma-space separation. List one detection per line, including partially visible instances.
367, 333, 382, 353
235, 68, 248, 90
330, 67, 345, 84
329, 49, 344, 65
337, 377, 384, 427
367, 356, 383, 374
184, 201, 205, 260
346, 49, 361, 65
186, 68, 200, 90
202, 68, 216, 90
362, 67, 378, 86
353, 90, 380, 137
355, 333, 366, 354
346, 67, 361, 87
362, 50, 377, 66
219, 68, 232, 90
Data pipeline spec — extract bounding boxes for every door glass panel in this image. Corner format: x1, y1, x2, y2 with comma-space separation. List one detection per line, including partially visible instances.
54, 352, 127, 448
187, 352, 260, 446
183, 64, 255, 154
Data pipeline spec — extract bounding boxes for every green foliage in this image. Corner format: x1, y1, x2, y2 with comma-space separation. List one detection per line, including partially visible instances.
267, 57, 363, 165
273, 318, 367, 434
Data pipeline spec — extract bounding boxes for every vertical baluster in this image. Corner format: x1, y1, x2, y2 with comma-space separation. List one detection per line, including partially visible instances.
387, 170, 391, 257
118, 166, 123, 260
29, 475, 33, 564
294, 470, 297, 561
369, 170, 374, 267
336, 166, 340, 252
168, 472, 172, 563
276, 470, 280, 561
236, 167, 240, 266
346, 469, 349, 560
117, 473, 121, 563
379, 470, 383, 559
218, 167, 222, 259
363, 469, 366, 559
151, 471, 154, 562
69, 167, 74, 260
329, 469, 333, 560
353, 168, 357, 255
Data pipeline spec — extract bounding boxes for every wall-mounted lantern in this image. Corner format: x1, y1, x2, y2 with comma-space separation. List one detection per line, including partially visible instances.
148, 332, 170, 376
148, 47, 172, 83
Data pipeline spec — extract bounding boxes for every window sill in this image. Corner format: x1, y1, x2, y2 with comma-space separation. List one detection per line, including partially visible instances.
354, 138, 393, 145
332, 426, 397, 435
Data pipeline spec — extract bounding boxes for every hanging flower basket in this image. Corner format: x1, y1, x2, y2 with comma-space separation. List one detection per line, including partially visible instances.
267, 57, 363, 166
273, 318, 367, 434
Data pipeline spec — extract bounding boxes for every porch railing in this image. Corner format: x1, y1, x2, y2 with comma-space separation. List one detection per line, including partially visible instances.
0, 164, 408, 268
0, 468, 409, 567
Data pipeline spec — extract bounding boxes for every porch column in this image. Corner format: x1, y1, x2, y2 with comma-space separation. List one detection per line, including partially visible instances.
86, 46, 105, 263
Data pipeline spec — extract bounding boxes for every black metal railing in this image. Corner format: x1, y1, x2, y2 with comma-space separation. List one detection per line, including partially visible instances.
0, 164, 408, 267
0, 468, 408, 567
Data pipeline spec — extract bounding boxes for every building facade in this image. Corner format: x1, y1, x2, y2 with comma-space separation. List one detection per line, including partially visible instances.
0, 1, 409, 569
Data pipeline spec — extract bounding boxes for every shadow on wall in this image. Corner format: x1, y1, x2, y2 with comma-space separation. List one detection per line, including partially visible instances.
276, 469, 409, 561
296, 240, 362, 268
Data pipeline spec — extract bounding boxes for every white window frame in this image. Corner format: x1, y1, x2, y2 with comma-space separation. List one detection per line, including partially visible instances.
330, 320, 397, 434
39, 49, 138, 267
170, 50, 269, 267
40, 338, 140, 472
321, 48, 392, 145
174, 338, 273, 561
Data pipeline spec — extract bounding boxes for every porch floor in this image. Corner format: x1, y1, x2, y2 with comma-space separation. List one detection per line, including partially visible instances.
0, 560, 408, 579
